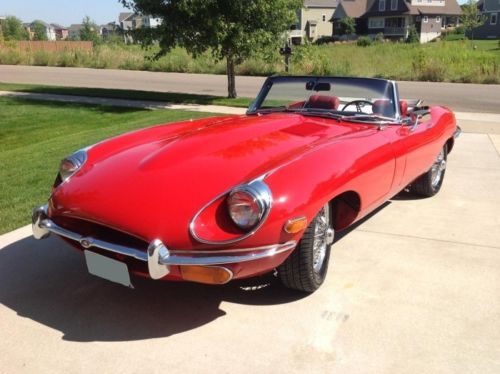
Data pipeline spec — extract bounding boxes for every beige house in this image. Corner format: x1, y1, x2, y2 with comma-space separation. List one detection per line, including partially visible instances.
290, 0, 339, 44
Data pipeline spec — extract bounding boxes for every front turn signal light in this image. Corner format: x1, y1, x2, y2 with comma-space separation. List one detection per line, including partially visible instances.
180, 266, 233, 285
284, 217, 308, 234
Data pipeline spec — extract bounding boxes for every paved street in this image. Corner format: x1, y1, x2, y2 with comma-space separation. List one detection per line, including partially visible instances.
1, 65, 499, 113
1, 130, 500, 373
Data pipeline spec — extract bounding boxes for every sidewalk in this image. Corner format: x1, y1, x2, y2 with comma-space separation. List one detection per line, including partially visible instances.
0, 90, 247, 115
1, 90, 499, 134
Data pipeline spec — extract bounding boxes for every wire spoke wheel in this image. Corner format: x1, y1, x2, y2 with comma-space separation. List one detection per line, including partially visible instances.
277, 202, 334, 293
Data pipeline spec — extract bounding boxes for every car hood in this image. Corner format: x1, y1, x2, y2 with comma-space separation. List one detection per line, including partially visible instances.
50, 113, 369, 247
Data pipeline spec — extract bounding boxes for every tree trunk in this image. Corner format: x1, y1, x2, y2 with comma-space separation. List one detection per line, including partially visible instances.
226, 56, 237, 99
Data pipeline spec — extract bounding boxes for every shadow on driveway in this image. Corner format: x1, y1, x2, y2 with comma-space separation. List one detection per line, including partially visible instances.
0, 236, 305, 342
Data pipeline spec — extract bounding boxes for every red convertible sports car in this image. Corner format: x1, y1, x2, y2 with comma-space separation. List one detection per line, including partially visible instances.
32, 76, 460, 292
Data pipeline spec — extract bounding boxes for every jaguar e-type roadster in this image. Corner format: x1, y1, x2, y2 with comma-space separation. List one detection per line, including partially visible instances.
32, 76, 460, 292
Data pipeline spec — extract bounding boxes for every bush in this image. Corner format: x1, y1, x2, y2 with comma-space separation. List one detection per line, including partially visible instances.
375, 33, 385, 43
31, 50, 51, 66
406, 25, 419, 43
315, 36, 335, 45
335, 17, 356, 36
455, 25, 465, 35
356, 36, 372, 47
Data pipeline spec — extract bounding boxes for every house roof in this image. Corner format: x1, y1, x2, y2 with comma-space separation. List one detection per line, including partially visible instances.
119, 12, 134, 22
50, 23, 67, 29
335, 0, 371, 18
365, 0, 462, 16
304, 0, 339, 7
68, 24, 83, 31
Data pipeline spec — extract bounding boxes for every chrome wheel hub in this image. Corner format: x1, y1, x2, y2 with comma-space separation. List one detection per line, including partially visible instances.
312, 204, 333, 274
431, 148, 446, 188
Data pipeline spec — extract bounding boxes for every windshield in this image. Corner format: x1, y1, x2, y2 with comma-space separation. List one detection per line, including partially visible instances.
248, 76, 399, 121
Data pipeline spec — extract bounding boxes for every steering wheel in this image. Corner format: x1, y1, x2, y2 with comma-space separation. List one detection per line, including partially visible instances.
341, 100, 373, 113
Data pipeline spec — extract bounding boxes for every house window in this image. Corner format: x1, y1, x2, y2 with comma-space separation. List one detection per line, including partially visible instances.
436, 16, 441, 23
322, 14, 326, 22
391, 0, 397, 10
369, 17, 385, 28
492, 13, 498, 25
423, 16, 428, 23
379, 0, 386, 11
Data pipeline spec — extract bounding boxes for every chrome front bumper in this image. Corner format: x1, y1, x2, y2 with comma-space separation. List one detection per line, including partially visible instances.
32, 205, 296, 280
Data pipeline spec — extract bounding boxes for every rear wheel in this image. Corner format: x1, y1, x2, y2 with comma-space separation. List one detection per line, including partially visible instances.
410, 144, 447, 197
277, 203, 334, 293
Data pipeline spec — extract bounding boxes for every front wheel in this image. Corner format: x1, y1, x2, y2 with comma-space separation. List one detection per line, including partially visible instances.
277, 203, 334, 293
410, 144, 447, 197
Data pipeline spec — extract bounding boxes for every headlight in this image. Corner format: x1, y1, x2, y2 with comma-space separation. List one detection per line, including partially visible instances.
58, 149, 87, 183
227, 180, 272, 230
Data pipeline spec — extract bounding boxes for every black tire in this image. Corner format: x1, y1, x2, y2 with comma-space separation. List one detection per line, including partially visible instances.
410, 144, 447, 197
277, 203, 334, 293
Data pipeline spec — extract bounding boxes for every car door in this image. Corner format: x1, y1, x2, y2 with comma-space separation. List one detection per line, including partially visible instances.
397, 116, 447, 187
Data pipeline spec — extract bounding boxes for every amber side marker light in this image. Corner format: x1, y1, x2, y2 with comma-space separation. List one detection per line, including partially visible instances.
284, 217, 308, 234
180, 266, 233, 285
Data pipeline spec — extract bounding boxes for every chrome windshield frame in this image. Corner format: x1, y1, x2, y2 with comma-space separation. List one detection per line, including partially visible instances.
247, 76, 400, 120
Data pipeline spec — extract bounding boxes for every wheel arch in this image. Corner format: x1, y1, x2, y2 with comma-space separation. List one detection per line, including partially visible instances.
328, 190, 361, 231
446, 137, 454, 154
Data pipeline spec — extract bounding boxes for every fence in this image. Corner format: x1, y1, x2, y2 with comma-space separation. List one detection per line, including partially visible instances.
16, 41, 93, 52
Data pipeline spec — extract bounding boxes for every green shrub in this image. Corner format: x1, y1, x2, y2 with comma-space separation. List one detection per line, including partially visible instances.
31, 50, 51, 66
406, 25, 419, 43
375, 33, 385, 43
0, 48, 23, 64
335, 17, 356, 36
356, 36, 372, 47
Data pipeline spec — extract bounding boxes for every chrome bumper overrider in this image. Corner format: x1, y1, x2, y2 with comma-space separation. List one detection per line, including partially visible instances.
32, 205, 297, 280
454, 126, 461, 139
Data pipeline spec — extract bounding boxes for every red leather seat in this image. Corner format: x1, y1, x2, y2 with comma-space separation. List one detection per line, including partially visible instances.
307, 95, 340, 110
399, 100, 408, 116
373, 99, 408, 117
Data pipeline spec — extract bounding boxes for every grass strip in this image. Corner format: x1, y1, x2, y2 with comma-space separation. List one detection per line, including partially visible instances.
0, 96, 217, 234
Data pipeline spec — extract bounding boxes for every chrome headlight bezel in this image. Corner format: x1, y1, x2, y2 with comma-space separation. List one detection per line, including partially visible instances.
58, 149, 88, 184
227, 180, 272, 230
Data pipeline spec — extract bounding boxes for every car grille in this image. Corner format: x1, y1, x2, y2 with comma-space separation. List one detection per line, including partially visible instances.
51, 215, 149, 251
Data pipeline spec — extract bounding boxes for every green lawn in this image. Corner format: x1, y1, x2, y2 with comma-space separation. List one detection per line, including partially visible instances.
0, 82, 253, 108
0, 97, 216, 234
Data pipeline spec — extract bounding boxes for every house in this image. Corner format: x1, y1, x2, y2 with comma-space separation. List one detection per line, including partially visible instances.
24, 20, 57, 41
68, 24, 83, 40
119, 12, 162, 43
289, 0, 339, 44
51, 23, 69, 40
333, 0, 462, 43
31, 20, 56, 41
470, 0, 500, 39
99, 22, 118, 39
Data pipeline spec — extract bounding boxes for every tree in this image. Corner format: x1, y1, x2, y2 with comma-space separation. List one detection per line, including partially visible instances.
80, 16, 100, 44
335, 17, 356, 36
1, 16, 29, 41
460, 0, 487, 43
31, 20, 48, 41
120, 0, 302, 98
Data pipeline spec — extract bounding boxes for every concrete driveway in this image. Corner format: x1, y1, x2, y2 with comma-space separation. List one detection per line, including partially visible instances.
1, 130, 500, 373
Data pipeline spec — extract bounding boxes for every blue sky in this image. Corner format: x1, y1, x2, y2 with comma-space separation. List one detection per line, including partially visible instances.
2, 0, 469, 27
1, 0, 130, 26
